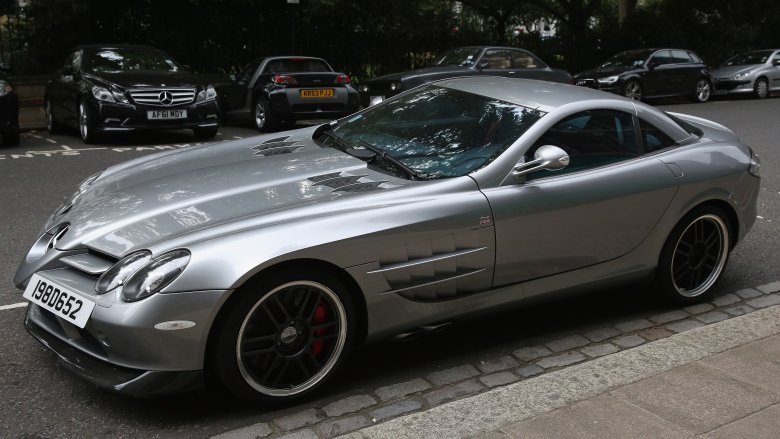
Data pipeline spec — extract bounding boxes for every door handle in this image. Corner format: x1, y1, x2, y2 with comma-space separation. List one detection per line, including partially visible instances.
508, 71, 516, 76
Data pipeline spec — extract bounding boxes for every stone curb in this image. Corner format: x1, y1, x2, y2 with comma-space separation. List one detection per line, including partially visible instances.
340, 305, 780, 439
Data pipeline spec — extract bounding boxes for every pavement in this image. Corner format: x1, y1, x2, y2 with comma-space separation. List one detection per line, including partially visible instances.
343, 304, 780, 439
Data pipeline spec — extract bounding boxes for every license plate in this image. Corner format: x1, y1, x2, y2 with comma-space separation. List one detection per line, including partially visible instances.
369, 96, 384, 106
300, 88, 335, 98
23, 274, 96, 329
147, 109, 187, 120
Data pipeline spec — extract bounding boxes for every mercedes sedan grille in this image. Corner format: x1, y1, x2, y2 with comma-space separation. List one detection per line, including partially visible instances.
129, 88, 196, 107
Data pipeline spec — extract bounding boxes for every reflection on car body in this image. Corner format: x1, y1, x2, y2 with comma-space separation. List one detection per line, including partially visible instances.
16, 77, 759, 405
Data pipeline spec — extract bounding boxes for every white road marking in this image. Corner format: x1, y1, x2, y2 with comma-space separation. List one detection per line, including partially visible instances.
0, 302, 27, 311
60, 145, 72, 150
233, 136, 244, 139
46, 138, 57, 144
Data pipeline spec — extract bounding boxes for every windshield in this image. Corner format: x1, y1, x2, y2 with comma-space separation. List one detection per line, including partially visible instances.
722, 51, 773, 66
325, 85, 545, 179
600, 50, 652, 69
433, 48, 483, 67
86, 48, 184, 73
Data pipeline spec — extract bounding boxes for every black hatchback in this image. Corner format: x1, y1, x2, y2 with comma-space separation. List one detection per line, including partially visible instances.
45, 44, 221, 143
573, 48, 712, 103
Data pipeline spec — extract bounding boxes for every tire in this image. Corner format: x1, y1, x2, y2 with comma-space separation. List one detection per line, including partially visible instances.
2, 127, 19, 146
754, 77, 769, 99
655, 206, 731, 304
209, 268, 357, 405
693, 79, 712, 103
193, 126, 219, 140
45, 100, 62, 135
623, 80, 642, 101
78, 99, 100, 144
253, 97, 277, 132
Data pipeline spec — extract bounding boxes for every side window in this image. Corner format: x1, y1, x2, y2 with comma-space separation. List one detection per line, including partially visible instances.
670, 50, 692, 64
650, 50, 672, 65
526, 110, 638, 180
509, 50, 544, 68
482, 50, 512, 69
639, 119, 677, 152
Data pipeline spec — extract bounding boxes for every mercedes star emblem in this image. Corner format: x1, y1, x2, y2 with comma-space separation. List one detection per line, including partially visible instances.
158, 91, 173, 105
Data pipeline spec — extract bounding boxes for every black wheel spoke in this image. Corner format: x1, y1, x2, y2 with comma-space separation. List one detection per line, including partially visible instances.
270, 359, 292, 387
261, 355, 284, 383
273, 294, 292, 321
312, 332, 338, 342
296, 356, 315, 377
299, 288, 322, 320
312, 321, 338, 332
262, 305, 283, 330
243, 347, 276, 358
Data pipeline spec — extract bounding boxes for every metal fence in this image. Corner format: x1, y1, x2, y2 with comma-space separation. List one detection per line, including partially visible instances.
0, 7, 31, 72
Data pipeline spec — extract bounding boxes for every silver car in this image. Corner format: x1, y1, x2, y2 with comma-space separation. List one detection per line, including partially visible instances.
15, 77, 760, 405
711, 49, 780, 98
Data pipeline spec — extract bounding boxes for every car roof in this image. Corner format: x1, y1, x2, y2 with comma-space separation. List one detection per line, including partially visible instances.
434, 76, 618, 112
72, 44, 164, 51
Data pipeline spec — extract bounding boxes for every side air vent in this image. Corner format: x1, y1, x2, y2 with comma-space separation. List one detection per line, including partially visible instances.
308, 172, 387, 193
251, 136, 305, 156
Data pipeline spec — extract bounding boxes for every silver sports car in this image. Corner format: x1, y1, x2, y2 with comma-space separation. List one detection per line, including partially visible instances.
711, 49, 780, 99
15, 77, 760, 405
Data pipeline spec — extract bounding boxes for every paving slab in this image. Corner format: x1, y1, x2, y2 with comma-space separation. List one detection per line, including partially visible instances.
704, 403, 780, 439
701, 333, 780, 394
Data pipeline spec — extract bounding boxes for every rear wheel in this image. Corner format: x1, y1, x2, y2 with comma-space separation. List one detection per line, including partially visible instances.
754, 77, 769, 99
655, 206, 731, 304
693, 79, 711, 103
209, 269, 356, 405
254, 97, 277, 132
45, 100, 61, 134
78, 99, 100, 144
623, 80, 642, 101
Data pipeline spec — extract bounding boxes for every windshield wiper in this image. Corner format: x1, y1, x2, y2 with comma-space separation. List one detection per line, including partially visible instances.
356, 140, 426, 181
318, 129, 351, 152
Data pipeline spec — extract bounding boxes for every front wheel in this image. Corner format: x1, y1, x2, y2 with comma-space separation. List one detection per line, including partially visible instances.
78, 99, 100, 144
45, 100, 62, 135
623, 80, 642, 101
754, 77, 769, 99
693, 79, 712, 103
253, 97, 277, 132
209, 269, 356, 404
655, 206, 731, 304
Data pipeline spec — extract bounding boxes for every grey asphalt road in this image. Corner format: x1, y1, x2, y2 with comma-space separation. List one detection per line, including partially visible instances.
0, 98, 778, 438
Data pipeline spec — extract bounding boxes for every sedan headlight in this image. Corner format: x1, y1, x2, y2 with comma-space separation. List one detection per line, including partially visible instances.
96, 250, 152, 294
91, 85, 129, 104
0, 80, 12, 97
196, 85, 217, 102
597, 75, 620, 85
359, 84, 369, 93
121, 249, 191, 302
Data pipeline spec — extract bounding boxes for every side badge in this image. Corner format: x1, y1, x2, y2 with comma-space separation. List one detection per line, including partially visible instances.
480, 216, 492, 225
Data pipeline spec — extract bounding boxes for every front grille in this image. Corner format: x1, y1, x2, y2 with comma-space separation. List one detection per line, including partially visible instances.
129, 88, 196, 107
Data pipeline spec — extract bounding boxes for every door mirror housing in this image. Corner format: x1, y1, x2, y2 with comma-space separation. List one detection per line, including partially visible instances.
512, 145, 570, 178
773, 59, 780, 67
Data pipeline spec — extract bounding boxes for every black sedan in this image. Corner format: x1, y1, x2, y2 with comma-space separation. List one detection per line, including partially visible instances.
218, 56, 360, 132
574, 48, 712, 103
0, 62, 19, 146
358, 46, 573, 107
45, 44, 221, 143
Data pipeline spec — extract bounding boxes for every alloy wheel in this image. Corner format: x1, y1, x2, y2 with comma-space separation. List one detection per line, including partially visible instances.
79, 102, 89, 140
670, 214, 729, 298
755, 78, 769, 99
696, 80, 711, 102
254, 101, 266, 130
236, 281, 347, 397
624, 81, 641, 100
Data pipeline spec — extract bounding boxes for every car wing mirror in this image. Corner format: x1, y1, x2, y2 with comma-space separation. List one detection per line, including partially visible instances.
773, 59, 780, 67
512, 145, 570, 178
478, 61, 489, 70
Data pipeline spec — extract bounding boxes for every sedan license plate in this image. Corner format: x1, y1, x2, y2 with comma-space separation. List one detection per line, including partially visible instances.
300, 88, 335, 98
147, 109, 187, 120
23, 274, 96, 328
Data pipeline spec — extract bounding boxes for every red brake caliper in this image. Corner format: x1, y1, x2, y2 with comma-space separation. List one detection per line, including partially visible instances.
311, 300, 328, 357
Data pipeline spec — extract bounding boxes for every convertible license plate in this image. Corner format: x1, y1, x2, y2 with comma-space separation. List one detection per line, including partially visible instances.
147, 109, 187, 120
300, 88, 335, 98
23, 274, 96, 328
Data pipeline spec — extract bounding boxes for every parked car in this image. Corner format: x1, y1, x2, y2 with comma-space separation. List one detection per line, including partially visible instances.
45, 44, 220, 143
358, 46, 573, 107
711, 49, 780, 99
218, 56, 360, 132
16, 77, 759, 405
0, 63, 19, 146
574, 48, 712, 102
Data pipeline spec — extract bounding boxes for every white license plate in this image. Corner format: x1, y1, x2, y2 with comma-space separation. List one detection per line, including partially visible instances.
369, 96, 384, 106
147, 109, 187, 120
23, 274, 96, 329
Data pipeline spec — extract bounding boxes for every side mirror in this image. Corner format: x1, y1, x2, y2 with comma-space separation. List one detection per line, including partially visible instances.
647, 61, 659, 70
512, 145, 570, 178
773, 59, 780, 67
478, 61, 489, 70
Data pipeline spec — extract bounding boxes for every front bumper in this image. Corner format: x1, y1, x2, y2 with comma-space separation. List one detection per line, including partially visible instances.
712, 78, 753, 95
93, 99, 220, 133
574, 78, 621, 94
20, 265, 230, 396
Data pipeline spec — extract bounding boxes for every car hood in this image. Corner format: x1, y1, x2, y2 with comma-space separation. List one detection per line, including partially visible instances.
51, 127, 412, 256
574, 66, 640, 79
84, 70, 206, 89
710, 65, 757, 78
367, 65, 472, 83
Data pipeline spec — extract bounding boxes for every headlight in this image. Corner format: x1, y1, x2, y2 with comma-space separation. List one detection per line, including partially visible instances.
91, 86, 128, 104
359, 84, 369, 93
597, 75, 620, 84
95, 250, 152, 294
122, 249, 191, 302
731, 71, 750, 80
0, 80, 11, 97
196, 85, 217, 102
749, 148, 761, 178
